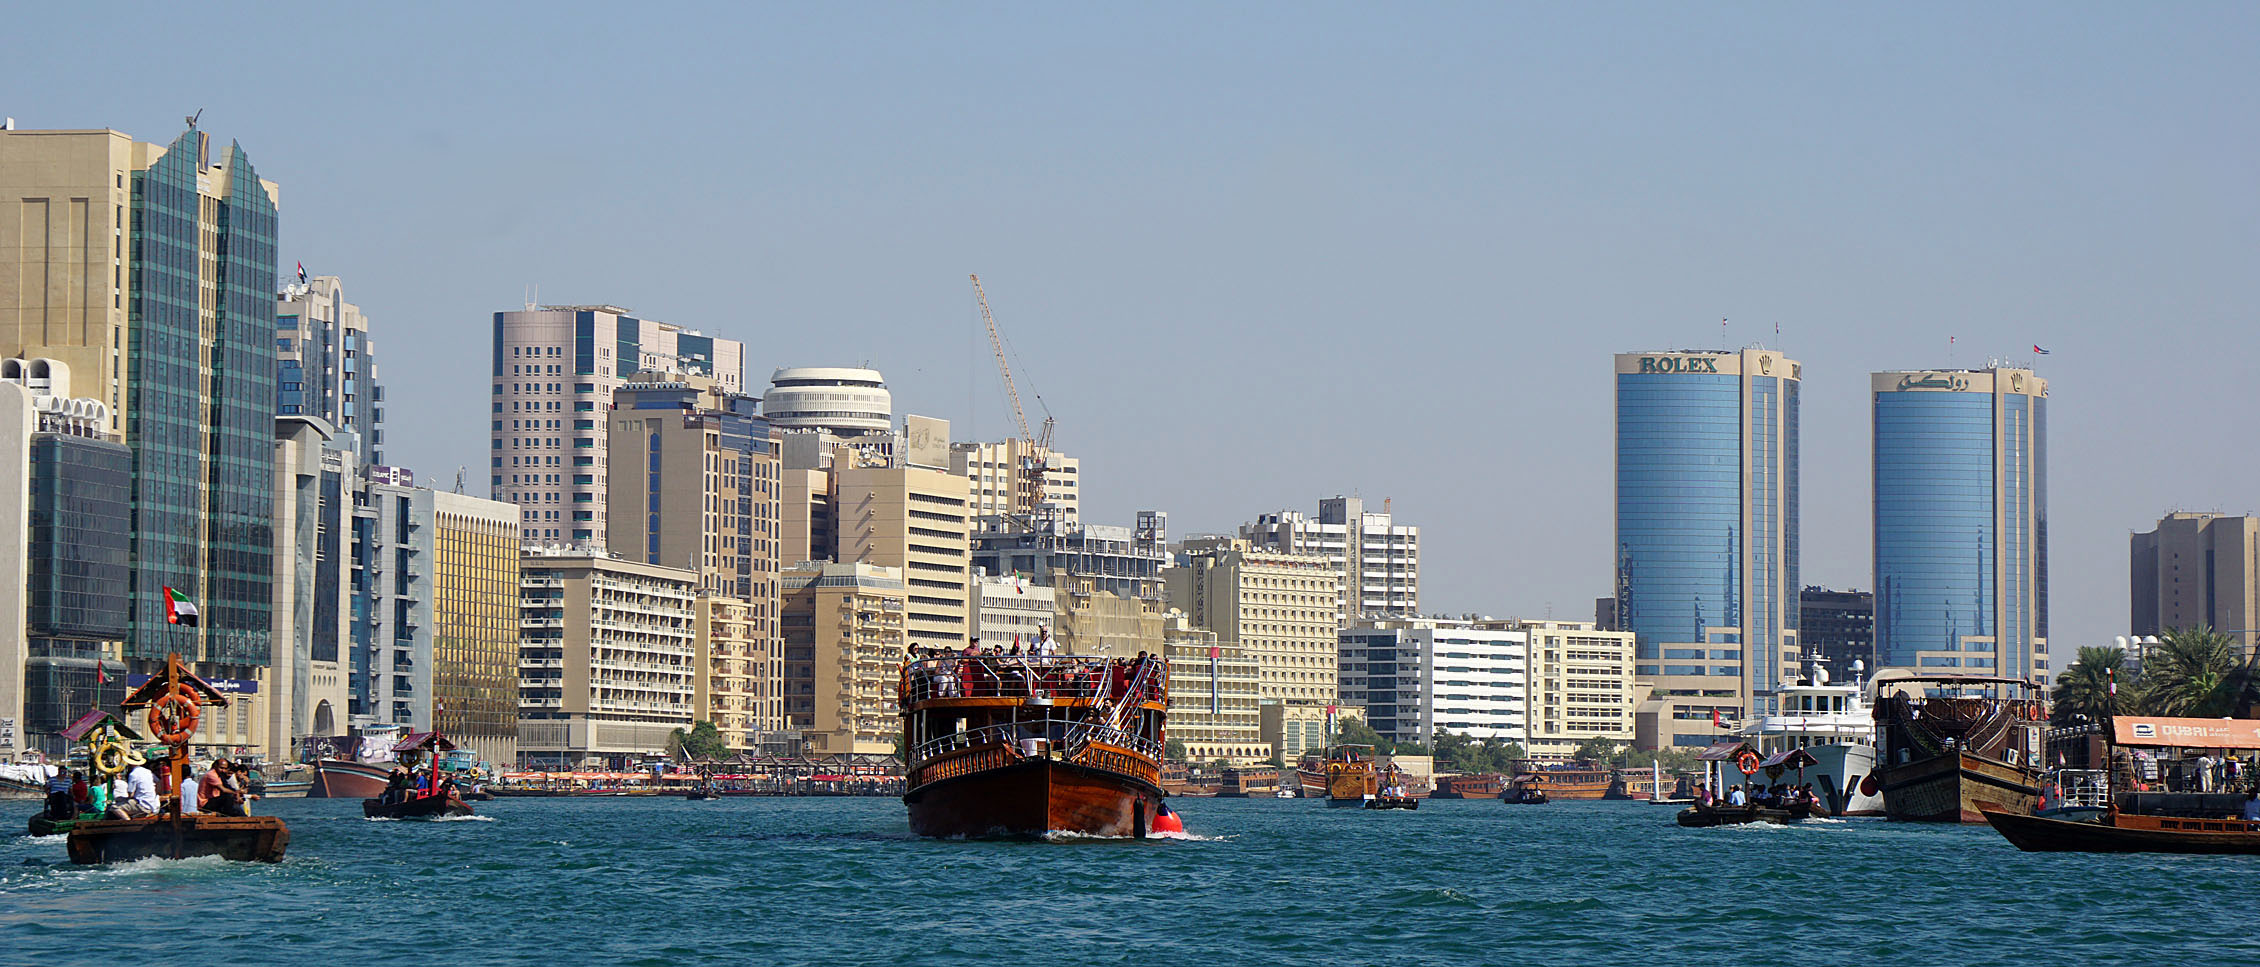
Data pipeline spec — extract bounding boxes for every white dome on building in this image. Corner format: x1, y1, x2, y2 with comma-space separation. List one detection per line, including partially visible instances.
762, 367, 892, 435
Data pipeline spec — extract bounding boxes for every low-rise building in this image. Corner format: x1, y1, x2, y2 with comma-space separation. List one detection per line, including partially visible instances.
784, 562, 907, 756
1162, 613, 1264, 763
516, 548, 698, 768
970, 569, 1056, 650
1339, 618, 1528, 747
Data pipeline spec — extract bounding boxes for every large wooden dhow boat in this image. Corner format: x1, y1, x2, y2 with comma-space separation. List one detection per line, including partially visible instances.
900, 652, 1169, 838
1872, 673, 2045, 823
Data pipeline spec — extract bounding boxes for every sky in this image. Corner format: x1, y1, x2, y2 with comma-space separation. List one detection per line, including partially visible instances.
9, 2, 2256, 651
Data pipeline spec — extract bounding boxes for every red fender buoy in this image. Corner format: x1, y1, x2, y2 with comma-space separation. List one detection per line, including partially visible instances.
1151, 803, 1185, 835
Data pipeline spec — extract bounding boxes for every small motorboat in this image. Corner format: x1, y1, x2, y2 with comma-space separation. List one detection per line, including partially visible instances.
1365, 795, 1419, 810
1501, 776, 1550, 804
684, 788, 721, 801
1674, 801, 1816, 827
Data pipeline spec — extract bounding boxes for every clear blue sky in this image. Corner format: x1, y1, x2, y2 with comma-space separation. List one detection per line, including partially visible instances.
11, 3, 2256, 651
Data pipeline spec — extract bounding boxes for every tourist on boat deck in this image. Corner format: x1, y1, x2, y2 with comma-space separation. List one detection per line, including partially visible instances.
180, 762, 202, 815
1726, 785, 1747, 807
201, 759, 248, 816
382, 766, 411, 805
42, 766, 75, 819
69, 771, 90, 812
107, 756, 159, 819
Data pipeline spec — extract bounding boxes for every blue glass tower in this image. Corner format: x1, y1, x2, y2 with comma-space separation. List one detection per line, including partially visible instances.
126, 126, 279, 668
1872, 368, 2048, 681
1614, 350, 1800, 745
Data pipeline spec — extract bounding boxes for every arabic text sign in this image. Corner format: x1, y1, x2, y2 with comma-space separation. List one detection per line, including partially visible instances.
2113, 716, 2260, 750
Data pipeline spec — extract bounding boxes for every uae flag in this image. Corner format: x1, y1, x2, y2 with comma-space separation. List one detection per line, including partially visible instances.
163, 586, 200, 626
94, 659, 107, 685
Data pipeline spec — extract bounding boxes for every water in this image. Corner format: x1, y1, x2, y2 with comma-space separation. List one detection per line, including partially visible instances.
3, 796, 2251, 965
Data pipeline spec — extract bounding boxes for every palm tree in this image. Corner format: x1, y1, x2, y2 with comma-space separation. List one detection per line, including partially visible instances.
2051, 645, 2124, 726
2132, 625, 2250, 718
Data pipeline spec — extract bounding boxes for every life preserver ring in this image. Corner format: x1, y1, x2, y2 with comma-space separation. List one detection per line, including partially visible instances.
92, 739, 142, 776
149, 686, 200, 745
1736, 752, 1761, 775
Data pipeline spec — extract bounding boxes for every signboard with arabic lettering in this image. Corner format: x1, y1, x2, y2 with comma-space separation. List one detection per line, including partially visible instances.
2112, 716, 2260, 749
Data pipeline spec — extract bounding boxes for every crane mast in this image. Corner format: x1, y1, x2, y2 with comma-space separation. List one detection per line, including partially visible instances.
970, 274, 1053, 523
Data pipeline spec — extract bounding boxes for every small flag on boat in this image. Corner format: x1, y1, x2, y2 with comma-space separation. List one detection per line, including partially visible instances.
162, 586, 199, 626
2032, 345, 2050, 355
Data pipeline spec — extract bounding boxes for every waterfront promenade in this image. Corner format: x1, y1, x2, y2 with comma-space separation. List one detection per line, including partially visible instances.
4, 797, 2251, 965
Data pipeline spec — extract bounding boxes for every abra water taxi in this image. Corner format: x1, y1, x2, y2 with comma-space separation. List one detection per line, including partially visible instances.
65, 655, 289, 864
900, 651, 1168, 837
1982, 716, 2260, 853
362, 731, 475, 820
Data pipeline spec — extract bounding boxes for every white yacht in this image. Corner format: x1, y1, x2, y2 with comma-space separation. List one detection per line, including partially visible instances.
1736, 655, 1883, 817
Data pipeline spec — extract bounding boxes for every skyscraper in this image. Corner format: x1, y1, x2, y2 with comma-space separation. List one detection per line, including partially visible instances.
490, 306, 743, 547
276, 275, 383, 467
2130, 512, 2260, 654
1873, 367, 2049, 681
1613, 349, 1800, 747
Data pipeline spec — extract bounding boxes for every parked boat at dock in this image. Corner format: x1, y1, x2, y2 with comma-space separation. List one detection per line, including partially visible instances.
1431, 774, 1503, 799
1983, 715, 2260, 853
1872, 673, 2045, 823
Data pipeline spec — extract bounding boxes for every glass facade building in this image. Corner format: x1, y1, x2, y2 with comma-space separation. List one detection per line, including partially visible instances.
432, 493, 522, 767
126, 127, 279, 668
1613, 350, 1800, 745
1872, 368, 2048, 681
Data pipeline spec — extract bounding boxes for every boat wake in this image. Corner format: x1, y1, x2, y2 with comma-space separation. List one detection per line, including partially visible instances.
363, 814, 496, 823
18, 834, 65, 845
1146, 830, 1232, 842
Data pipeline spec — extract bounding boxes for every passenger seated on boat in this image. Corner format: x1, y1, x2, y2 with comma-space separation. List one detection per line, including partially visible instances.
106, 759, 159, 819
382, 767, 411, 805
2242, 791, 2260, 822
69, 772, 90, 813
1696, 787, 1714, 807
1726, 785, 1747, 807
200, 760, 248, 817
42, 768, 75, 819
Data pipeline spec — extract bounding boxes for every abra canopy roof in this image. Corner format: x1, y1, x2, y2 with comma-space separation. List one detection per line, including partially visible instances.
391, 732, 458, 753
59, 709, 143, 743
1759, 748, 1820, 771
2112, 717, 2260, 750
118, 664, 230, 710
1694, 741, 1756, 762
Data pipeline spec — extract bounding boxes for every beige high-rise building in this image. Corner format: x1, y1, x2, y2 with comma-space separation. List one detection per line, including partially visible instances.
432, 492, 522, 767
2131, 512, 2260, 654
836, 463, 970, 651
783, 562, 907, 756
516, 548, 698, 767
951, 439, 1080, 523
0, 129, 139, 436
781, 467, 833, 567
606, 374, 784, 739
1162, 613, 1265, 763
1491, 618, 1640, 759
1166, 537, 1342, 705
490, 306, 743, 547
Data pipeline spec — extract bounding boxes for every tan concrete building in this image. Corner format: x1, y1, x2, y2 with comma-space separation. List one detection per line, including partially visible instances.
2131, 512, 2260, 655
432, 492, 522, 767
695, 595, 766, 750
951, 439, 1080, 523
836, 463, 970, 651
1260, 702, 1364, 768
972, 515, 1169, 658
783, 562, 907, 756
1489, 618, 1640, 759
606, 374, 785, 739
970, 569, 1056, 649
1162, 613, 1265, 763
0, 129, 141, 436
1242, 496, 1420, 619
781, 467, 834, 568
1166, 537, 1341, 705
516, 548, 698, 767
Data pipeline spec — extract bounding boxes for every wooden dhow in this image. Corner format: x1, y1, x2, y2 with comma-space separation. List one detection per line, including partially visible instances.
900, 652, 1168, 838
1872, 673, 2045, 823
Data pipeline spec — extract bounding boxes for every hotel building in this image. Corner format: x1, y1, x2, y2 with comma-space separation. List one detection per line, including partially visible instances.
783, 562, 907, 756
1872, 367, 2048, 681
1242, 496, 1420, 618
2130, 513, 2260, 656
516, 548, 698, 767
1507, 619, 1641, 759
952, 438, 1080, 523
1338, 618, 1528, 747
1162, 613, 1265, 763
1613, 349, 1800, 747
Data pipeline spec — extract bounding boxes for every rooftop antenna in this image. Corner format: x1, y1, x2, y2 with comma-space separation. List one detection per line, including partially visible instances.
185, 109, 203, 129
1721, 317, 1727, 348
454, 466, 465, 494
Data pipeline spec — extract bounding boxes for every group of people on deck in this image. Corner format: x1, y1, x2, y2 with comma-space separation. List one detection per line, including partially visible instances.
379, 762, 457, 806
37, 753, 254, 820
1699, 781, 1822, 811
905, 626, 1165, 705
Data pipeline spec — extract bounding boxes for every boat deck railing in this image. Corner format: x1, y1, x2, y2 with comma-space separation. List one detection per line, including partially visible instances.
900, 655, 1168, 706
911, 717, 1162, 765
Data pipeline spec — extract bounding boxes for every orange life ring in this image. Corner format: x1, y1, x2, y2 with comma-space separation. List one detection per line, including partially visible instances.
149, 687, 200, 745
1736, 752, 1761, 775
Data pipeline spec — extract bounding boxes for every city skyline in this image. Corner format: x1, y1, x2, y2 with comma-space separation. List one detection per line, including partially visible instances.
6, 5, 2255, 656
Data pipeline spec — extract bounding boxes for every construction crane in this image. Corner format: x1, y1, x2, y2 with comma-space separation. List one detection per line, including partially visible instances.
970, 274, 1054, 523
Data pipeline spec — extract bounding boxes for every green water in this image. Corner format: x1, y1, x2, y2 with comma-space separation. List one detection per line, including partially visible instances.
2, 797, 2249, 965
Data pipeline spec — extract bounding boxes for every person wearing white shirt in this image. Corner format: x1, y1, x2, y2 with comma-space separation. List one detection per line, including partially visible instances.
107, 761, 159, 819
180, 763, 202, 815
1727, 785, 1748, 807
